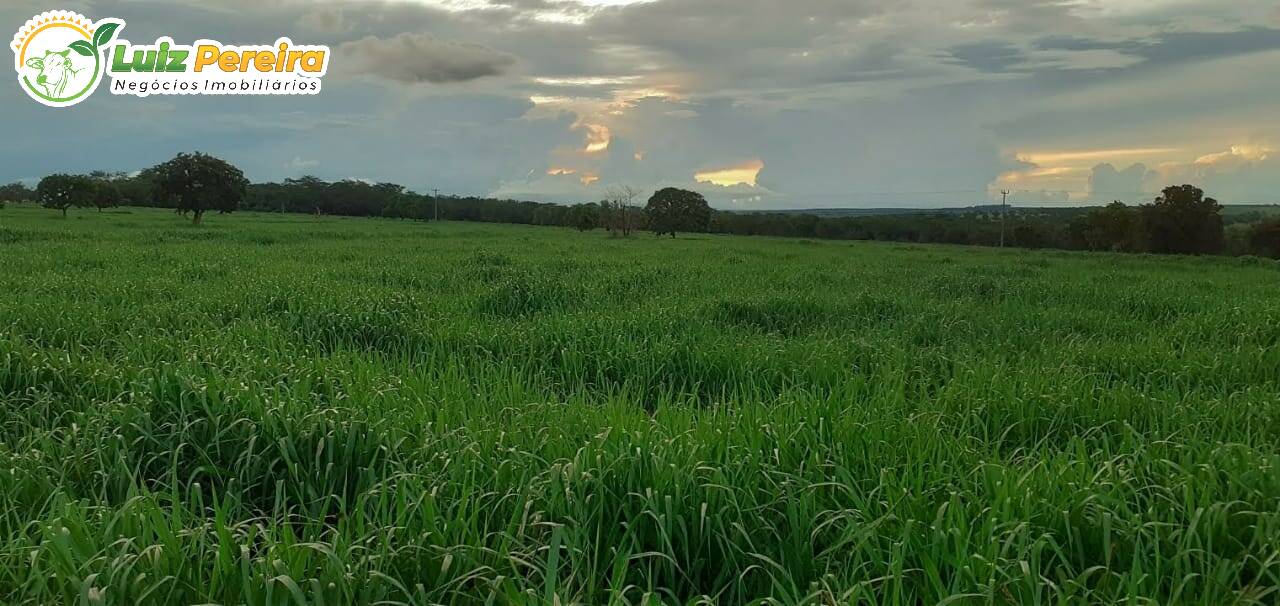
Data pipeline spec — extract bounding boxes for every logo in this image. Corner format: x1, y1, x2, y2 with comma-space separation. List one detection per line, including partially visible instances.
11, 10, 120, 107
12, 10, 330, 108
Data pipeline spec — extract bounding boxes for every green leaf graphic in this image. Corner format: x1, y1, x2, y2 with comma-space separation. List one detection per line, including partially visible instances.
68, 40, 94, 57
92, 22, 120, 48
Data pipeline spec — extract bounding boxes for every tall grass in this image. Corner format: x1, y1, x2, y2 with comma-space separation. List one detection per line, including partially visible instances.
0, 206, 1277, 604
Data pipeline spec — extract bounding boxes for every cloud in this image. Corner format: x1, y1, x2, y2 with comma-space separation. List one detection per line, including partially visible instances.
946, 41, 1026, 73
285, 156, 320, 171
1151, 143, 1279, 203
1193, 144, 1273, 170
947, 40, 1143, 75
695, 159, 765, 187
339, 33, 516, 84
3, 0, 1280, 206
1135, 28, 1280, 66
297, 8, 350, 34
1034, 28, 1280, 68
580, 123, 611, 153
1089, 163, 1150, 201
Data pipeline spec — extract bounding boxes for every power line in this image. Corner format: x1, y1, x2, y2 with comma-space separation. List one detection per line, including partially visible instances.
999, 190, 1009, 248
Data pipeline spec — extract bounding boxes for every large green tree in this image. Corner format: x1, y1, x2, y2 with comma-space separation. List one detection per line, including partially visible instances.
151, 152, 248, 225
567, 203, 600, 232
37, 174, 94, 217
1249, 219, 1280, 259
645, 187, 712, 238
1070, 201, 1141, 249
92, 181, 123, 212
89, 172, 125, 212
1080, 201, 1140, 252
1141, 185, 1224, 255
284, 175, 328, 214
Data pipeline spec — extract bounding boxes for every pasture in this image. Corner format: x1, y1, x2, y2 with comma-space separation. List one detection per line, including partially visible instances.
0, 205, 1278, 604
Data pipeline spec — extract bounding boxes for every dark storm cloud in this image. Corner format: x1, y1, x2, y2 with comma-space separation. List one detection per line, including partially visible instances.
1035, 27, 1280, 67
339, 34, 517, 84
1129, 27, 1280, 64
1034, 36, 1132, 53
945, 41, 1029, 73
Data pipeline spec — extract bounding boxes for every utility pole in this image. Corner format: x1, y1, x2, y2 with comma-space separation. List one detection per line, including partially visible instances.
432, 188, 440, 222
999, 189, 1009, 248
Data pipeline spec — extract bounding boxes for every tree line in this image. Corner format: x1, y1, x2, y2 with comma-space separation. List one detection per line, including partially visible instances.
2, 152, 1278, 258
725, 186, 1277, 258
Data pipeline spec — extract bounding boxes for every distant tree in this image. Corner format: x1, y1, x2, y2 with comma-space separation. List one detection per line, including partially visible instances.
380, 198, 405, 219
37, 174, 94, 217
646, 187, 712, 238
1080, 201, 1140, 251
1011, 222, 1052, 248
150, 152, 248, 225
603, 185, 640, 236
567, 203, 599, 231
285, 175, 328, 214
531, 204, 564, 226
1140, 185, 1224, 255
116, 169, 158, 207
0, 182, 35, 203
1249, 219, 1280, 259
376, 183, 430, 221
379, 188, 431, 221
90, 177, 124, 212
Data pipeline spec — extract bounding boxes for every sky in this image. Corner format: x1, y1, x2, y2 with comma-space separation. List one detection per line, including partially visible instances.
2, 0, 1279, 209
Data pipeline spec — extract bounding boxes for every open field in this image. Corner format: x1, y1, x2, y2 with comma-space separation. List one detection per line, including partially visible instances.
1, 205, 1278, 605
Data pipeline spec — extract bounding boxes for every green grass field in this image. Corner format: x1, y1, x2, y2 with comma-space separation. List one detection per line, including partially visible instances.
1, 205, 1278, 605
